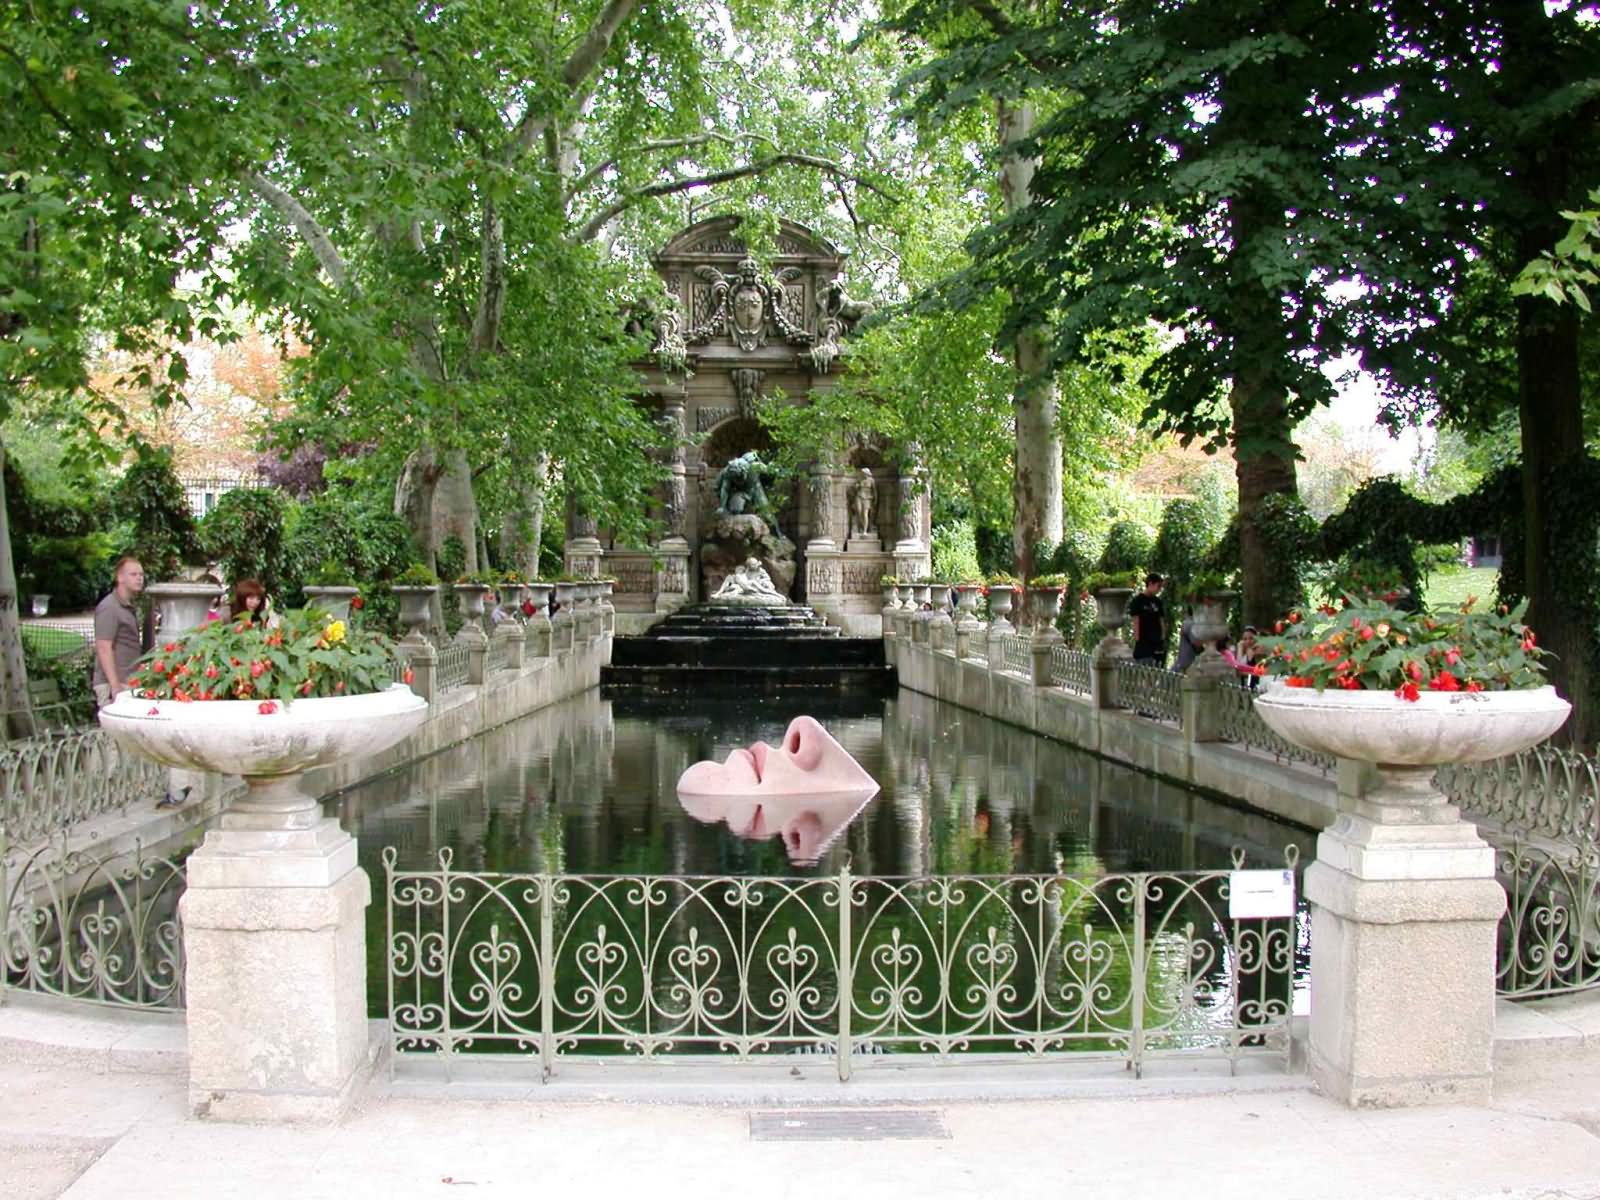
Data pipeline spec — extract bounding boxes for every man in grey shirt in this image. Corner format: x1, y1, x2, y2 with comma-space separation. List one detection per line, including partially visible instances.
93, 556, 146, 707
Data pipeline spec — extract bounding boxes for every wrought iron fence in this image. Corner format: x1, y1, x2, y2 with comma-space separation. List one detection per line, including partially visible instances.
1215, 683, 1335, 776
999, 634, 1030, 676
1113, 662, 1182, 723
1, 729, 168, 846
1, 831, 189, 1010
1439, 746, 1600, 998
1050, 646, 1092, 696
383, 847, 1301, 1079
486, 632, 514, 673
437, 642, 471, 692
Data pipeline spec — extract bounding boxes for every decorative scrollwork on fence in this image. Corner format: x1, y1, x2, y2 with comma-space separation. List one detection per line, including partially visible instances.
383, 848, 1301, 1076
1, 833, 188, 1010
1049, 647, 1091, 696
1, 729, 167, 846
436, 642, 471, 692
999, 634, 1030, 677
1113, 662, 1182, 724
1215, 683, 1335, 775
1438, 746, 1600, 999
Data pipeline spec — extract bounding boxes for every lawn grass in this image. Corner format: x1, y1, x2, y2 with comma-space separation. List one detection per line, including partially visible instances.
1423, 566, 1499, 612
20, 625, 93, 660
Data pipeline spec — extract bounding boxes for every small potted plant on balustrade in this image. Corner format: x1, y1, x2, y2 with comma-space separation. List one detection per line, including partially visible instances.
880, 574, 900, 616
1025, 573, 1068, 636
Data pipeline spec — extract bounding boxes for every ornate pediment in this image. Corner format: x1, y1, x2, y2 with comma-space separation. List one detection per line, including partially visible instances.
646, 216, 866, 372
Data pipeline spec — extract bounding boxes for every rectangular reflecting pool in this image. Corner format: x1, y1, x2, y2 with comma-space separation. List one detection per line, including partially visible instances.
331, 688, 1314, 1065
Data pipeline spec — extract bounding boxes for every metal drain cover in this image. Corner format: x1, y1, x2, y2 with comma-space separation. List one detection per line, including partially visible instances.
749, 1109, 950, 1142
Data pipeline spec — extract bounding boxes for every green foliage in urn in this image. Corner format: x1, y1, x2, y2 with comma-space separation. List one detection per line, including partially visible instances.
1027, 574, 1067, 589
1081, 571, 1139, 595
1257, 598, 1548, 699
395, 564, 439, 587
455, 571, 497, 587
124, 609, 398, 704
1183, 572, 1237, 603
305, 559, 357, 588
879, 574, 899, 587
987, 572, 1019, 587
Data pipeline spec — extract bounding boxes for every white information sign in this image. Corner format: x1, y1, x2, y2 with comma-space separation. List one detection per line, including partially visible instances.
1228, 869, 1296, 920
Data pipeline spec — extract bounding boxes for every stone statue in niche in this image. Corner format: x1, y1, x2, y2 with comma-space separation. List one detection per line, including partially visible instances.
716, 451, 771, 520
731, 367, 764, 421
663, 473, 687, 539
849, 468, 877, 539
897, 472, 921, 544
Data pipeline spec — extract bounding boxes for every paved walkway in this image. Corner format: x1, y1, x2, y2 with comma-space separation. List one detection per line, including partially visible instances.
2, 994, 1599, 1200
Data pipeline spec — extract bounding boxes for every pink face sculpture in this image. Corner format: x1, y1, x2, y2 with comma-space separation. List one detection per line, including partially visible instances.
676, 716, 879, 864
677, 716, 878, 798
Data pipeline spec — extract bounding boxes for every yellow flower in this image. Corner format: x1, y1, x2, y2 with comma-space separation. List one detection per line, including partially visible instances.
325, 620, 346, 645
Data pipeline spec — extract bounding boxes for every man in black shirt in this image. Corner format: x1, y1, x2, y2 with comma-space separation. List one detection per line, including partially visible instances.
1128, 572, 1167, 666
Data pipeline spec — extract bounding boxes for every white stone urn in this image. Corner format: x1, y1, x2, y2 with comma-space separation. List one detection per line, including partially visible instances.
988, 584, 1016, 634
498, 580, 528, 613
1091, 587, 1134, 662
1254, 684, 1570, 779
391, 585, 437, 641
895, 582, 912, 610
912, 582, 932, 610
954, 584, 984, 629
146, 581, 221, 637
1027, 585, 1064, 628
881, 583, 898, 617
99, 684, 428, 831
1186, 591, 1237, 679
452, 582, 491, 638
302, 586, 360, 623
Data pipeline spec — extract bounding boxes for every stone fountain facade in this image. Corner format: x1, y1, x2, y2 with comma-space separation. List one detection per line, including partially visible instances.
563, 217, 931, 636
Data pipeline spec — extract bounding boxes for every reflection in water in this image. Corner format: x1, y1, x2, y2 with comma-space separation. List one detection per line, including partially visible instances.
333, 688, 1314, 880
678, 790, 877, 865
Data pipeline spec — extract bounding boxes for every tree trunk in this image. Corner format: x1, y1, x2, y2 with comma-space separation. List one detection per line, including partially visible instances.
0, 437, 38, 738
1230, 369, 1299, 630
395, 446, 447, 631
997, 97, 1063, 583
1515, 287, 1589, 743
436, 450, 480, 575
498, 456, 549, 579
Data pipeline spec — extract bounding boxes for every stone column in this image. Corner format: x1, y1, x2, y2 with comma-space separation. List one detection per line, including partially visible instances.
180, 818, 377, 1122
893, 456, 930, 579
1180, 654, 1231, 743
656, 396, 693, 614
564, 494, 603, 578
1304, 763, 1506, 1106
396, 639, 437, 704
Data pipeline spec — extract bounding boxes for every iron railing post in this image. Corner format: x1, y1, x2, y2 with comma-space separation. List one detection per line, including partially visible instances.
837, 865, 853, 1082
1130, 874, 1146, 1078
540, 874, 555, 1080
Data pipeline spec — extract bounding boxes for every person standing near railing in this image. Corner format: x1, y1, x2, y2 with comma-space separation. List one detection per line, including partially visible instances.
1128, 572, 1167, 668
92, 556, 145, 708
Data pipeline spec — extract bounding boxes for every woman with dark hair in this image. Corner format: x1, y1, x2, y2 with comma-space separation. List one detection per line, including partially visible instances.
231, 578, 278, 628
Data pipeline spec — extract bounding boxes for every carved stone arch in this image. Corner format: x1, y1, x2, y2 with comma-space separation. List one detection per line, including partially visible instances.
698, 416, 775, 470
655, 215, 843, 264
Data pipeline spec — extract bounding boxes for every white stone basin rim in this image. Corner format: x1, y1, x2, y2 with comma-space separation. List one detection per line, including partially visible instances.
98, 684, 429, 778
1253, 683, 1570, 766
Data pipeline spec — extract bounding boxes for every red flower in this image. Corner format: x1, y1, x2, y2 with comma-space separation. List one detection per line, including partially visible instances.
1285, 675, 1311, 687
1288, 611, 1301, 624
152, 659, 167, 674
1318, 604, 1337, 616
147, 705, 161, 715
1445, 647, 1461, 665
1394, 681, 1421, 702
250, 661, 267, 678
351, 596, 365, 610
141, 689, 155, 699
1429, 671, 1461, 692
1273, 620, 1285, 634
1466, 680, 1485, 693
258, 700, 278, 715
163, 642, 177, 653
1249, 664, 1266, 676
403, 668, 415, 685
522, 600, 535, 617
1407, 660, 1424, 682
1522, 634, 1537, 652
1359, 627, 1375, 642
335, 680, 345, 692
1337, 676, 1361, 689
230, 656, 242, 666
205, 665, 220, 679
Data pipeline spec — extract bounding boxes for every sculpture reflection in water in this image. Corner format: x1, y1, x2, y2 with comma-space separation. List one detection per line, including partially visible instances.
676, 715, 879, 864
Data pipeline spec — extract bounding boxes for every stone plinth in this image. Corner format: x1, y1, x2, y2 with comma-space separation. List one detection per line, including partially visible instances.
180, 819, 378, 1123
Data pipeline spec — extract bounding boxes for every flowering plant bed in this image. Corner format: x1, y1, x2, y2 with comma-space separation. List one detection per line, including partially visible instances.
125, 607, 401, 705
1257, 596, 1546, 700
